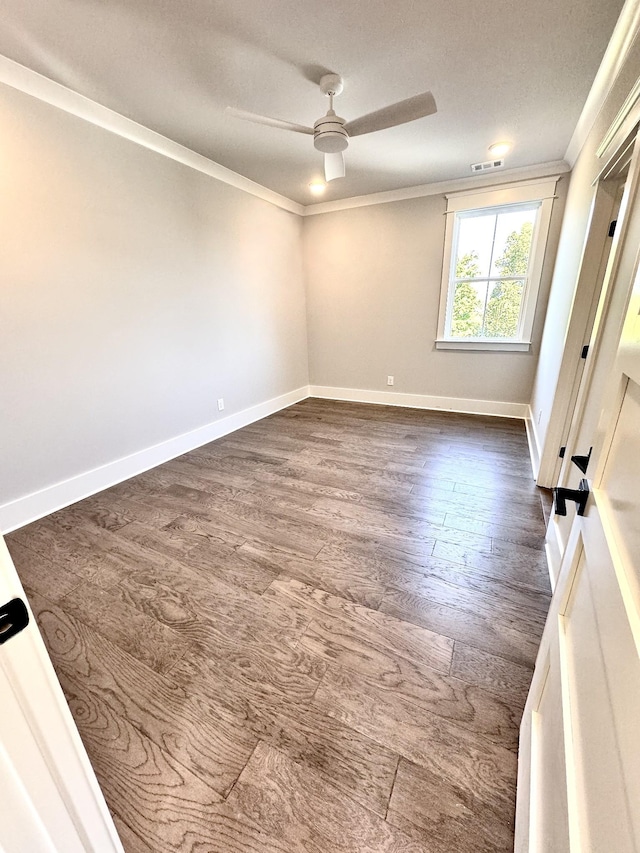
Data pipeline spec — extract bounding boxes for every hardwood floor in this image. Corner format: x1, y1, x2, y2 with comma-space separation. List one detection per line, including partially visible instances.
6, 398, 551, 852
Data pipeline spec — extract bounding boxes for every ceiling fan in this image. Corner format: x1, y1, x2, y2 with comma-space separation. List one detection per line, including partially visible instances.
226, 74, 437, 182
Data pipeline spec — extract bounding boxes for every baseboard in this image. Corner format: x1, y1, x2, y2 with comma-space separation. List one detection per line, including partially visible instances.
0, 384, 531, 533
309, 385, 528, 419
525, 405, 542, 479
0, 385, 310, 534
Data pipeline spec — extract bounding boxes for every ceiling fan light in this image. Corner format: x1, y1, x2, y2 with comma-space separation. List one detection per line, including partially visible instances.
314, 133, 349, 153
488, 141, 512, 157
313, 113, 349, 153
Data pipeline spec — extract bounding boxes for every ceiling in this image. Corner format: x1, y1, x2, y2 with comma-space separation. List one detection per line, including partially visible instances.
0, 0, 626, 205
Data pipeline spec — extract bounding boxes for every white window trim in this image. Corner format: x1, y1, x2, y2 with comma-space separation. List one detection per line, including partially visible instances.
435, 177, 559, 351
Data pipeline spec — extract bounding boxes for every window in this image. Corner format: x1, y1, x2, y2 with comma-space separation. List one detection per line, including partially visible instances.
436, 178, 559, 351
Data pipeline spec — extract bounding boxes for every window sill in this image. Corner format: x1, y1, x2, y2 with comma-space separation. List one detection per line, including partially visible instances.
435, 339, 532, 352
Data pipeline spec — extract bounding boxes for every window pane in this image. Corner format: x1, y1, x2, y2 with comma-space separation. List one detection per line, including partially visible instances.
454, 214, 496, 279
451, 280, 487, 337
483, 280, 524, 338
448, 201, 541, 340
490, 207, 538, 277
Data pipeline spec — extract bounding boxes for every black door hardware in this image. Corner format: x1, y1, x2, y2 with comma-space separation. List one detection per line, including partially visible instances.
571, 447, 592, 475
0, 598, 30, 645
554, 479, 590, 517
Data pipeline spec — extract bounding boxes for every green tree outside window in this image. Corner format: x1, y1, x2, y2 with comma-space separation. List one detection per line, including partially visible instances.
451, 251, 482, 337
451, 220, 533, 338
484, 221, 532, 338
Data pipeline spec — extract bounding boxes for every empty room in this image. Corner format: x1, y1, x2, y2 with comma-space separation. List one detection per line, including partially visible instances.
1, 0, 640, 851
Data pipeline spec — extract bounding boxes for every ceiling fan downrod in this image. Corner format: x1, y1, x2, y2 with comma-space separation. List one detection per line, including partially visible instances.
313, 74, 348, 154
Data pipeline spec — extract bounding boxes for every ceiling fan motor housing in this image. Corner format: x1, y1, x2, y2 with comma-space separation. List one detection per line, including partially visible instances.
313, 111, 349, 153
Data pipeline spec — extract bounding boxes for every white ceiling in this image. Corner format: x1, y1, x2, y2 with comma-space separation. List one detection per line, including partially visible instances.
0, 0, 625, 205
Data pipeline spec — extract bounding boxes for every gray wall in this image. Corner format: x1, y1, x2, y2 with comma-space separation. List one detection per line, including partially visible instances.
303, 188, 566, 405
0, 83, 308, 507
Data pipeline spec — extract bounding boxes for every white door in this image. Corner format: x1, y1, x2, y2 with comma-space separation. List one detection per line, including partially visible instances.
0, 535, 122, 852
515, 134, 640, 852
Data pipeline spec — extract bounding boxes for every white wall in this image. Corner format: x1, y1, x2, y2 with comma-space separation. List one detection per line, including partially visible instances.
303, 187, 566, 409
530, 39, 640, 458
0, 82, 308, 518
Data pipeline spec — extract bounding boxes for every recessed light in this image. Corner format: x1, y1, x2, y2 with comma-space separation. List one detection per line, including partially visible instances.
309, 180, 327, 195
488, 141, 512, 157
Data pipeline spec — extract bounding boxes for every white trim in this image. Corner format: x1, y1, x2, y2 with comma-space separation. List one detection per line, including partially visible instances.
0, 386, 310, 534
594, 134, 636, 185
545, 520, 563, 590
0, 55, 304, 216
564, 0, 640, 166
435, 339, 531, 351
436, 178, 559, 350
309, 385, 527, 418
596, 75, 640, 163
525, 405, 542, 478
557, 610, 584, 853
445, 177, 561, 207
303, 162, 570, 216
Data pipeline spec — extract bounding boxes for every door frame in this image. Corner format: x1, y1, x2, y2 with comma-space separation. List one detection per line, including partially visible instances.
535, 180, 620, 488
546, 123, 640, 583
536, 76, 640, 489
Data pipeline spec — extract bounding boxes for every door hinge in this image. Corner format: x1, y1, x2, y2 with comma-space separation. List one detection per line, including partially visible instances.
554, 479, 590, 516
581, 344, 589, 359
571, 446, 592, 475
609, 219, 617, 237
559, 446, 566, 458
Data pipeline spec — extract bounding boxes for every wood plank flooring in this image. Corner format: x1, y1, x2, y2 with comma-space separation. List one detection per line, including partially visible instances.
6, 398, 551, 852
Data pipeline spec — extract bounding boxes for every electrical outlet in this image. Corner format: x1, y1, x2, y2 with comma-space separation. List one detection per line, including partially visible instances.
387, 375, 394, 386
217, 398, 225, 412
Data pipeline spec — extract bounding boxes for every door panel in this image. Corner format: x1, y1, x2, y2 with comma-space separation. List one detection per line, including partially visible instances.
585, 502, 640, 829
530, 653, 571, 853
0, 661, 86, 853
0, 536, 122, 852
561, 548, 637, 852
599, 377, 640, 586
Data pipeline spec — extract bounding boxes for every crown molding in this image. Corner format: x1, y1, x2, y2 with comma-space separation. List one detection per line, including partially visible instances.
0, 55, 305, 216
564, 0, 640, 167
596, 74, 640, 164
0, 53, 571, 220
301, 161, 570, 216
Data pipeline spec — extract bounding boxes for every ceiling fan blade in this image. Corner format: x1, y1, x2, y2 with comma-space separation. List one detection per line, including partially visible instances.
324, 151, 345, 182
225, 107, 314, 135
344, 91, 437, 137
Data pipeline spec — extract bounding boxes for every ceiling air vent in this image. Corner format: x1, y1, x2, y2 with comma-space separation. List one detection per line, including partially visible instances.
470, 159, 505, 173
